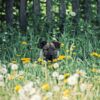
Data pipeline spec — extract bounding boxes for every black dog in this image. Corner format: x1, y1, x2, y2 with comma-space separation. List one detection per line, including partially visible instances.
38, 41, 60, 61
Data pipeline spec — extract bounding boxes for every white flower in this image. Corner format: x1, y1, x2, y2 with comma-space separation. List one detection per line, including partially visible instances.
46, 92, 53, 97
0, 67, 7, 74
53, 63, 59, 69
58, 75, 64, 81
67, 73, 79, 86
70, 11, 76, 16
29, 88, 36, 96
53, 85, 60, 92
23, 81, 33, 93
19, 88, 25, 96
0, 74, 3, 81
11, 63, 18, 70
52, 71, 59, 78
19, 71, 24, 75
30, 94, 41, 100
80, 83, 87, 92
76, 69, 86, 77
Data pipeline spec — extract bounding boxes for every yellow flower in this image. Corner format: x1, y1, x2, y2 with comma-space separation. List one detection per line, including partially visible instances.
41, 83, 50, 91
64, 73, 70, 79
57, 55, 66, 60
91, 68, 98, 73
21, 41, 28, 45
64, 79, 68, 84
90, 52, 100, 58
52, 58, 58, 62
15, 85, 22, 92
63, 89, 70, 97
61, 43, 64, 47
21, 58, 31, 63
37, 58, 46, 64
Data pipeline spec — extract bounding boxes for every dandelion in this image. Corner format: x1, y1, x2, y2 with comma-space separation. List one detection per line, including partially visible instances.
10, 63, 18, 70
30, 94, 42, 100
29, 88, 36, 96
58, 75, 64, 81
67, 73, 79, 86
21, 58, 31, 63
41, 83, 50, 91
64, 79, 68, 84
53, 63, 59, 69
0, 67, 7, 74
52, 58, 58, 62
37, 58, 44, 62
52, 71, 59, 78
76, 69, 86, 76
57, 55, 66, 60
53, 85, 60, 92
37, 58, 46, 64
90, 52, 100, 58
15, 85, 22, 92
23, 81, 33, 92
91, 68, 98, 73
64, 73, 70, 79
63, 89, 70, 97
80, 83, 93, 92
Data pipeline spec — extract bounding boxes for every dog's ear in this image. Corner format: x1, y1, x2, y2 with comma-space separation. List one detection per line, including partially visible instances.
38, 41, 47, 49
52, 41, 61, 49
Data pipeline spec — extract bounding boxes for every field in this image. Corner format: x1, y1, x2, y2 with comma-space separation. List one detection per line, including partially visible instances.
0, 29, 100, 100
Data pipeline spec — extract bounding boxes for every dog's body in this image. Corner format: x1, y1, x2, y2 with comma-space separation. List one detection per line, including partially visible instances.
38, 41, 60, 61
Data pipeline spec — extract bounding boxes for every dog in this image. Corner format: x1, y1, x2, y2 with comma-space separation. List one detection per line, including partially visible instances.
38, 40, 60, 61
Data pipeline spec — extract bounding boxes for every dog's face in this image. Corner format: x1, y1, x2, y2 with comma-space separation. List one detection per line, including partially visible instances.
38, 41, 60, 61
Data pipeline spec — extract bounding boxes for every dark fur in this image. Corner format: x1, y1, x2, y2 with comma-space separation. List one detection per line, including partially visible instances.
38, 41, 60, 61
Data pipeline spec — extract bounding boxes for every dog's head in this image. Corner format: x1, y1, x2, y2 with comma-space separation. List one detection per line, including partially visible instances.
38, 41, 60, 61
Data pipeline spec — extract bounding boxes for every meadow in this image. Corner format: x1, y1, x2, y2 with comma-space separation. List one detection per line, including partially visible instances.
0, 26, 100, 100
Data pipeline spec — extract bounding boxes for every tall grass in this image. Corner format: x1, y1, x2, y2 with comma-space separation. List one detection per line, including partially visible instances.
0, 21, 100, 100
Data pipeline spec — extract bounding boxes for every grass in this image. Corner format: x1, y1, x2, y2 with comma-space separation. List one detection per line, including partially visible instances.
0, 25, 100, 100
